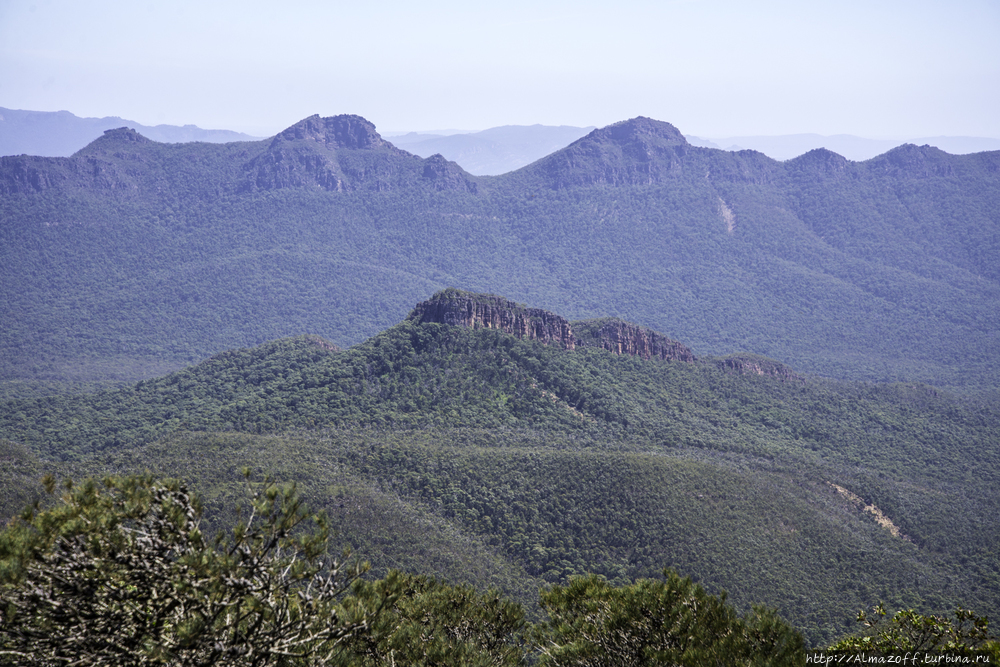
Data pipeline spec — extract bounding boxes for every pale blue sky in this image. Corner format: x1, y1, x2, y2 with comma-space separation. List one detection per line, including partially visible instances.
1, 0, 997, 138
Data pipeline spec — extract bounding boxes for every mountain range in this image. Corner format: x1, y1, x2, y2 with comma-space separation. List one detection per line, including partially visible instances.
7, 106, 999, 173
2, 113, 998, 397
687, 133, 1000, 162
3, 107, 999, 647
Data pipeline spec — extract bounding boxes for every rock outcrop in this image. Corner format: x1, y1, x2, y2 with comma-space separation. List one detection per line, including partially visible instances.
409, 289, 575, 349
73, 127, 155, 157
421, 153, 479, 193
713, 354, 800, 381
572, 318, 696, 362
409, 290, 696, 363
867, 144, 956, 178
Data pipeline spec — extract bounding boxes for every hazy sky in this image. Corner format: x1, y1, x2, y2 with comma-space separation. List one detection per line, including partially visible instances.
1, 0, 998, 138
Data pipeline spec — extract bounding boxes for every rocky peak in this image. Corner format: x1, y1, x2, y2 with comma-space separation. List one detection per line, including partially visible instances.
241, 114, 401, 193
587, 116, 688, 148
241, 114, 479, 194
868, 144, 955, 178
787, 148, 852, 177
270, 114, 388, 151
421, 154, 479, 193
528, 116, 694, 188
408, 289, 575, 349
73, 127, 154, 157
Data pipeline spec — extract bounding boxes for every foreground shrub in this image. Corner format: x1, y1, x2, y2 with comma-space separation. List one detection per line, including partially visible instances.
534, 570, 804, 666
0, 473, 366, 666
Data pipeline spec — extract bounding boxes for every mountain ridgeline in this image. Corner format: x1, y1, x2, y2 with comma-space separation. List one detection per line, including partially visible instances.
1, 289, 999, 646
1, 113, 999, 398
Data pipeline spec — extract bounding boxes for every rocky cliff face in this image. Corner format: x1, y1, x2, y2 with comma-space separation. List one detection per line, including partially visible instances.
409, 289, 575, 349
572, 318, 696, 362
713, 354, 800, 381
409, 290, 697, 362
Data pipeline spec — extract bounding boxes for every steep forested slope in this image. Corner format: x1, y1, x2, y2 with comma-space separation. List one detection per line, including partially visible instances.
2, 114, 998, 396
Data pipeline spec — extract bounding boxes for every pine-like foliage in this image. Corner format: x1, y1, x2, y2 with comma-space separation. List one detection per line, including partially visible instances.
0, 474, 367, 666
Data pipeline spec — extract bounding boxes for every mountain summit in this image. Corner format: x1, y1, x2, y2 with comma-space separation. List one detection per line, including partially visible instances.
240, 114, 477, 193
521, 116, 697, 187
270, 114, 390, 151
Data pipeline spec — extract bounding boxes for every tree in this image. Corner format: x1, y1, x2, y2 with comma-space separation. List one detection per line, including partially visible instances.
0, 473, 367, 666
828, 602, 1000, 658
336, 570, 527, 666
533, 570, 804, 666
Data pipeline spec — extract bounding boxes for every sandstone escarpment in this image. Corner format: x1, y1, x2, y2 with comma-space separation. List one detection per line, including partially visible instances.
572, 318, 696, 362
409, 290, 697, 363
409, 289, 575, 349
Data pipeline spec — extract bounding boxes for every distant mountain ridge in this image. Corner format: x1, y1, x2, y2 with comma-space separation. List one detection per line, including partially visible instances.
5, 105, 999, 172
689, 132, 1000, 162
0, 107, 261, 157
388, 124, 596, 175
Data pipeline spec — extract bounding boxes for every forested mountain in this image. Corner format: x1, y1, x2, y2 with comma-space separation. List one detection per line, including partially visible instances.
1, 290, 998, 647
2, 113, 999, 399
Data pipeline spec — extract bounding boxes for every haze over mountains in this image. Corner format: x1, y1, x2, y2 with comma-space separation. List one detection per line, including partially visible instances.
386, 125, 597, 175
0, 107, 261, 157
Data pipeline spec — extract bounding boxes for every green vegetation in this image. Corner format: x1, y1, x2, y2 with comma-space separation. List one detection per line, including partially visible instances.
0, 473, 370, 665
3, 473, 995, 664
1, 306, 998, 646
339, 572, 527, 666
535, 571, 804, 665
0, 473, 809, 666
830, 603, 1000, 658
